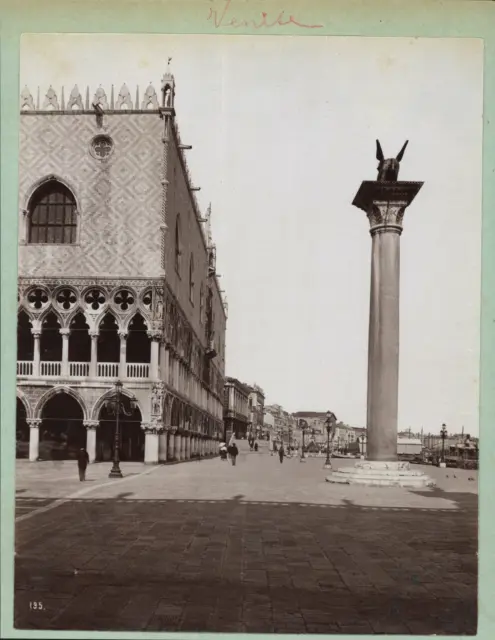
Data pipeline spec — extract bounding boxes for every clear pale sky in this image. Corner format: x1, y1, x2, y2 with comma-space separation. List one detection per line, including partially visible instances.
20, 34, 483, 435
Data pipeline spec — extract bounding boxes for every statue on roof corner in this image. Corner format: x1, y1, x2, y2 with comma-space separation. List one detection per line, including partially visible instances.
376, 140, 409, 182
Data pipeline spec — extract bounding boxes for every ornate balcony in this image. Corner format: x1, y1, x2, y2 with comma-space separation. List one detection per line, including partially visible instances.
17, 360, 150, 380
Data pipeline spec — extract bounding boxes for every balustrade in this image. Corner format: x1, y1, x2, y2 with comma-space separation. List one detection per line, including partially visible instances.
40, 361, 61, 376
97, 362, 119, 378
126, 363, 150, 379
69, 361, 90, 377
17, 359, 151, 380
17, 361, 33, 376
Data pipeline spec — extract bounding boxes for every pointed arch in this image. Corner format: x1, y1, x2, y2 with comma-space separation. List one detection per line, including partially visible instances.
23, 173, 82, 213
35, 385, 88, 421
17, 388, 32, 419
24, 177, 79, 245
123, 310, 150, 333
97, 312, 120, 363
91, 387, 142, 421
17, 309, 34, 361
40, 310, 62, 362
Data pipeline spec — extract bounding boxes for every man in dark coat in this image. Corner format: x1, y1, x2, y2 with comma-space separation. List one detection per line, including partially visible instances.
228, 442, 239, 466
77, 447, 90, 481
278, 446, 285, 464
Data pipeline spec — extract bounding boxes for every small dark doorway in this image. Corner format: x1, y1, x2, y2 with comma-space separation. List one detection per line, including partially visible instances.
97, 313, 120, 362
39, 392, 85, 460
96, 404, 144, 462
40, 312, 62, 361
127, 313, 151, 363
16, 398, 30, 459
17, 311, 34, 361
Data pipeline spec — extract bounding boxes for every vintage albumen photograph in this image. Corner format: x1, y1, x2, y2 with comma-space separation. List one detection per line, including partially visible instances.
14, 34, 481, 634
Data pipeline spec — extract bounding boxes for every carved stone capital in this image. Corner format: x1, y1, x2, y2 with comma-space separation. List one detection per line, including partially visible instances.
27, 419, 42, 429
60, 328, 71, 336
118, 330, 128, 340
367, 201, 407, 236
31, 329, 42, 338
83, 420, 99, 430
89, 330, 99, 338
147, 330, 162, 341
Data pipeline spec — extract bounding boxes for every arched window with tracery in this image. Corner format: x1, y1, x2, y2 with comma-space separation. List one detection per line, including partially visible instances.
27, 180, 77, 244
189, 255, 195, 304
175, 214, 182, 275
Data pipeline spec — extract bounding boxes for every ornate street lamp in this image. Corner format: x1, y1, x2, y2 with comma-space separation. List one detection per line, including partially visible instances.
324, 411, 337, 469
440, 423, 448, 465
105, 380, 137, 478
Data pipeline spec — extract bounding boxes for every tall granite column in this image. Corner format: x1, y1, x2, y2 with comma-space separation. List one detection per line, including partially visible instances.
353, 182, 423, 462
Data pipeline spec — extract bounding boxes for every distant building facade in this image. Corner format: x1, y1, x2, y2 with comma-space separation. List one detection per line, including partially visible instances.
16, 67, 226, 465
246, 384, 265, 436
223, 377, 249, 440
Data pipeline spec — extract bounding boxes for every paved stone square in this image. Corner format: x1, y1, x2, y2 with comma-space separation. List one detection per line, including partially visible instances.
14, 447, 478, 634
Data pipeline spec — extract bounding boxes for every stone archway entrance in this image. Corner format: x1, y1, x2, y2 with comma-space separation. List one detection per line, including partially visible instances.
96, 405, 144, 462
39, 392, 86, 460
16, 398, 30, 459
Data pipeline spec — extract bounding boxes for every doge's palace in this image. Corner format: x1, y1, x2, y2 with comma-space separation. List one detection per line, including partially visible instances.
16, 64, 227, 465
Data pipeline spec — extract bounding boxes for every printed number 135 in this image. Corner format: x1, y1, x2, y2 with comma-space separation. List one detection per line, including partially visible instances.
29, 602, 44, 610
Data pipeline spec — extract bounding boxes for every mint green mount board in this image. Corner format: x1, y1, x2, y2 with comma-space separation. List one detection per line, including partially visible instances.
1, 0, 494, 638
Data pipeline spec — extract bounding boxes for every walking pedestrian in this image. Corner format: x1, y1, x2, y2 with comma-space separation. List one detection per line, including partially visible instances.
254, 442, 258, 452
229, 442, 239, 466
77, 447, 90, 481
278, 446, 285, 464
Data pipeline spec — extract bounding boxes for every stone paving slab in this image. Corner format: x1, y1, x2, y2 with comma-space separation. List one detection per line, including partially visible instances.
12, 452, 478, 634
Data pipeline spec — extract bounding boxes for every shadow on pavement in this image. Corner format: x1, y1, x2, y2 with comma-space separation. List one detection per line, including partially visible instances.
14, 495, 477, 635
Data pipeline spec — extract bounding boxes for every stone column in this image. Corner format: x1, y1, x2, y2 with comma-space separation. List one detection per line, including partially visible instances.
180, 435, 186, 461
27, 419, 41, 461
84, 421, 99, 462
89, 331, 98, 378
60, 328, 70, 376
147, 331, 161, 380
175, 434, 182, 461
158, 429, 168, 463
118, 330, 128, 379
352, 178, 423, 463
168, 430, 176, 460
143, 423, 159, 464
31, 329, 41, 377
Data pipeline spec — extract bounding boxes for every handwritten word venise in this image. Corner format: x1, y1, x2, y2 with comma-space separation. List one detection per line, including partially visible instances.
208, 0, 323, 30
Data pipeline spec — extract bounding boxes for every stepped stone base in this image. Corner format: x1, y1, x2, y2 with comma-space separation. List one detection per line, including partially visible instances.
326, 460, 435, 488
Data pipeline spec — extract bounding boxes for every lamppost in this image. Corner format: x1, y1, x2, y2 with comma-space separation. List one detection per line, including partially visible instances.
324, 411, 337, 469
299, 419, 308, 461
105, 380, 136, 478
440, 423, 448, 466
